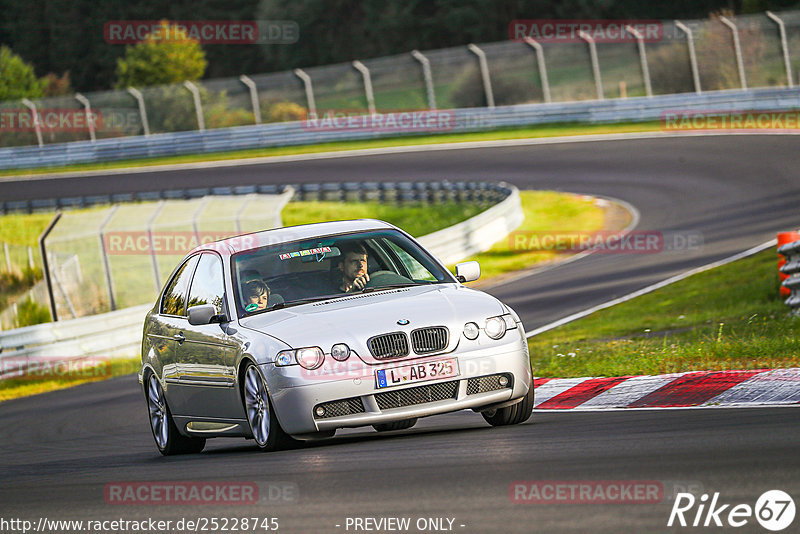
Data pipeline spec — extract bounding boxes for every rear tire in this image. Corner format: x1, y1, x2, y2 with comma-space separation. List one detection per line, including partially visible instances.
145, 373, 206, 455
242, 362, 295, 451
373, 418, 418, 432
481, 381, 534, 427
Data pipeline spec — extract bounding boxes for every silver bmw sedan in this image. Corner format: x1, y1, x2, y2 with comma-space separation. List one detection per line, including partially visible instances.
139, 219, 533, 455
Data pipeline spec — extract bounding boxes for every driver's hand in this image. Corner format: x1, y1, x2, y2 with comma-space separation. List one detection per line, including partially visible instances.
352, 273, 370, 290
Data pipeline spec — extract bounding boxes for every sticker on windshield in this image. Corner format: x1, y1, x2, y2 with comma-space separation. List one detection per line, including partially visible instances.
245, 303, 259, 312
279, 246, 331, 260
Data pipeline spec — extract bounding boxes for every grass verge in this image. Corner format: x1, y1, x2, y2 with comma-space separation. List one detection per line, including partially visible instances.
0, 121, 662, 178
528, 248, 800, 378
0, 358, 140, 402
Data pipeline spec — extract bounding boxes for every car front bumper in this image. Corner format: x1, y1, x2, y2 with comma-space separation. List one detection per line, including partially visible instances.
264, 331, 531, 435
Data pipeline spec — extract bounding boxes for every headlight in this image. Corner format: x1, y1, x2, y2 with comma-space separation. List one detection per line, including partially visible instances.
296, 347, 325, 369
275, 347, 325, 369
331, 343, 351, 361
463, 322, 480, 340
484, 316, 507, 339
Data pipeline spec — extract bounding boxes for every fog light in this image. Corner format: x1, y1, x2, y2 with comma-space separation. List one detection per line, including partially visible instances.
498, 375, 509, 387
331, 343, 351, 361
315, 406, 325, 417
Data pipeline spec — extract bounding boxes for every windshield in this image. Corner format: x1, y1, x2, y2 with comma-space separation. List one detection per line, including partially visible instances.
232, 229, 453, 317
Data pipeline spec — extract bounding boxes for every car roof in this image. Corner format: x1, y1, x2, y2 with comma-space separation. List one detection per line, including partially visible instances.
192, 218, 397, 255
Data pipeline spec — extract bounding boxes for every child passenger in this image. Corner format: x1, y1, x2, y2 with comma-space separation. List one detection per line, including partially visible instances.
244, 279, 270, 311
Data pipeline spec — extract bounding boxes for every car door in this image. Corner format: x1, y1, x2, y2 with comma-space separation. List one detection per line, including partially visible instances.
149, 254, 200, 415
175, 252, 240, 419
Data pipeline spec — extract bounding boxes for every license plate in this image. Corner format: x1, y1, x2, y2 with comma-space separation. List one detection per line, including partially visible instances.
375, 358, 459, 389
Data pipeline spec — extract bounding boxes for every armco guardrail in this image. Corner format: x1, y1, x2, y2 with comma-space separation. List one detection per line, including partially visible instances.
419, 184, 522, 265
1, 86, 799, 173
0, 182, 522, 365
779, 239, 800, 312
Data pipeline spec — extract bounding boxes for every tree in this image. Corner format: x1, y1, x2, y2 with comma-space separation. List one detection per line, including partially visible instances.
115, 21, 207, 88
0, 46, 44, 101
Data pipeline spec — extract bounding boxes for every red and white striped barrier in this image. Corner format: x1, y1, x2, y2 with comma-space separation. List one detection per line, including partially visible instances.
533, 369, 800, 409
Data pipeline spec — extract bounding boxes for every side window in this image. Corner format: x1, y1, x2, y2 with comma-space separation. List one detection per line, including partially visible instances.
385, 240, 437, 281
160, 255, 199, 316
187, 254, 226, 315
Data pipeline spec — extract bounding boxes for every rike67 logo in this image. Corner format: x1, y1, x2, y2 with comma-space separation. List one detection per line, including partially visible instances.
668, 490, 795, 531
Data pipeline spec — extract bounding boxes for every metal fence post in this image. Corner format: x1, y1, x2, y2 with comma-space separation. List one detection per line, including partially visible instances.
3, 243, 10, 272
766, 11, 794, 88
183, 81, 205, 131
719, 16, 747, 90
191, 196, 211, 244
38, 212, 62, 322
294, 68, 317, 116
239, 75, 262, 124
523, 37, 551, 103
578, 31, 604, 100
626, 25, 653, 97
75, 93, 97, 142
147, 201, 166, 292
20, 98, 43, 147
675, 21, 702, 94
352, 60, 376, 114
234, 194, 257, 234
126, 87, 150, 136
411, 50, 437, 110
98, 205, 119, 311
467, 44, 494, 108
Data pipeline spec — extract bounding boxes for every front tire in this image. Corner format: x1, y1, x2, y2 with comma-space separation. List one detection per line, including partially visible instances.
373, 418, 418, 432
481, 381, 534, 426
146, 373, 205, 455
242, 363, 295, 451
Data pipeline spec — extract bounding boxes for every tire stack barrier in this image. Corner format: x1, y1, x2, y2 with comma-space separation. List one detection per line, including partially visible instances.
778, 236, 800, 311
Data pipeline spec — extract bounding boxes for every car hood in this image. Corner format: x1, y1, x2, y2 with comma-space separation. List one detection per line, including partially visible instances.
239, 284, 506, 364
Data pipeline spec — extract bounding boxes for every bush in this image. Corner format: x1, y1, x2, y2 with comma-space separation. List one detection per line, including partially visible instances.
0, 46, 44, 101
15, 297, 50, 327
449, 64, 534, 108
267, 101, 307, 122
115, 21, 207, 89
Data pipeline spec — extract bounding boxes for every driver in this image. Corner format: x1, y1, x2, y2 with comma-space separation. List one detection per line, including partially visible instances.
333, 242, 370, 293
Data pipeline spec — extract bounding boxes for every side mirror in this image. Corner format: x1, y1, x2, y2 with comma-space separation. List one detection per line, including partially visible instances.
188, 304, 226, 325
455, 261, 480, 283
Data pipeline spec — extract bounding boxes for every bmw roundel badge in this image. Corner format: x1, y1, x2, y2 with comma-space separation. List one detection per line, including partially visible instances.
397, 319, 410, 325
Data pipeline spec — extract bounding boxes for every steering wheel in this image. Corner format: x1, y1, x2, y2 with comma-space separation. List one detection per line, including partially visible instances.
365, 270, 413, 287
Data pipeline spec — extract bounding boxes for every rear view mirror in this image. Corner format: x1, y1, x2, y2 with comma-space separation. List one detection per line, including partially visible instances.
188, 304, 225, 325
455, 261, 480, 283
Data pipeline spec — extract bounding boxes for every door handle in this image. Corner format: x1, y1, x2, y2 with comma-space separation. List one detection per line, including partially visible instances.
174, 332, 186, 344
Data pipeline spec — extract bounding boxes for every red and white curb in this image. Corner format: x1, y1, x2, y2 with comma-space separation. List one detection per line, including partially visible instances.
532, 369, 800, 410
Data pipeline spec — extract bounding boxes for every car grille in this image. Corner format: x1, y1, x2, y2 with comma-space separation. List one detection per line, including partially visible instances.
467, 374, 513, 395
375, 380, 458, 410
410, 327, 448, 354
368, 332, 409, 359
314, 397, 365, 419
369, 327, 449, 359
